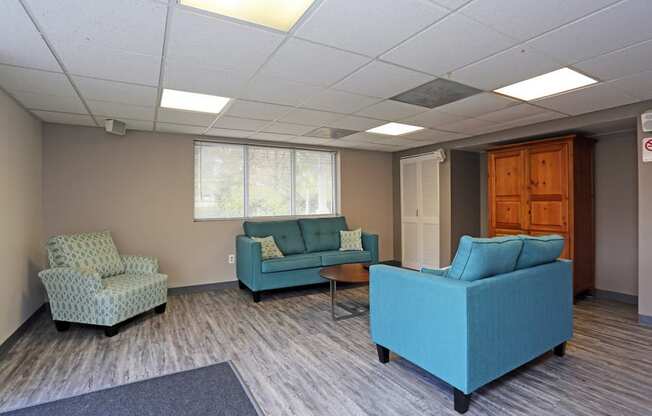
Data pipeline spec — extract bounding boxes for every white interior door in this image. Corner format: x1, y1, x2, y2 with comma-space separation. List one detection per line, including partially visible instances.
401, 154, 441, 270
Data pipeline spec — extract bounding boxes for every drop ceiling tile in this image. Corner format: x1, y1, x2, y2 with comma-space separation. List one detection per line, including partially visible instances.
475, 104, 550, 123
157, 108, 216, 127
333, 61, 435, 99
291, 137, 337, 146
401, 109, 467, 128
449, 45, 562, 90
31, 110, 96, 126
0, 0, 60, 71
322, 115, 385, 131
87, 100, 155, 121
341, 132, 382, 143
73, 76, 157, 106
211, 116, 269, 131
121, 119, 154, 131
533, 83, 638, 115
435, 93, 519, 118
226, 100, 293, 121
156, 122, 206, 135
608, 70, 652, 101
392, 78, 481, 109
164, 60, 250, 98
167, 9, 284, 77
250, 132, 296, 143
527, 0, 652, 64
0, 65, 75, 96
295, 0, 448, 57
25, 0, 167, 56
55, 43, 161, 86
364, 134, 424, 146
575, 39, 652, 81
262, 122, 315, 136
279, 108, 342, 126
430, 0, 473, 10
355, 100, 428, 121
349, 142, 402, 152
242, 74, 323, 106
460, 0, 618, 41
303, 89, 380, 113
260, 38, 369, 87
402, 128, 466, 142
381, 13, 515, 75
490, 111, 567, 131
205, 127, 252, 139
438, 117, 498, 134
11, 90, 86, 113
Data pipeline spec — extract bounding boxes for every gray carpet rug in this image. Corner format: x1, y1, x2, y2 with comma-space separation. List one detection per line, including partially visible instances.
1, 362, 261, 416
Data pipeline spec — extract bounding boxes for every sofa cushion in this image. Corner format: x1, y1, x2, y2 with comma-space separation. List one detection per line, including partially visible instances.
320, 250, 371, 266
447, 236, 523, 281
515, 234, 565, 270
298, 217, 348, 253
261, 253, 322, 273
243, 220, 305, 255
46, 230, 125, 278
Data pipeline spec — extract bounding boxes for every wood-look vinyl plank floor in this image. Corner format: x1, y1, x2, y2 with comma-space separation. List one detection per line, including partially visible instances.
0, 286, 651, 415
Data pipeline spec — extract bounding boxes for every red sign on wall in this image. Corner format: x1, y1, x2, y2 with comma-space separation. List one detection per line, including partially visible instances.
644, 138, 652, 162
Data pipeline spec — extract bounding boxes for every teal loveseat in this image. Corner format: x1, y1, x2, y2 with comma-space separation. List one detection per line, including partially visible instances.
236, 217, 378, 302
370, 235, 573, 413
39, 231, 168, 337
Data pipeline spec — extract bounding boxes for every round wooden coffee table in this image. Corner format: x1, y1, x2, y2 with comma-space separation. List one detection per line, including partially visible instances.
319, 263, 370, 321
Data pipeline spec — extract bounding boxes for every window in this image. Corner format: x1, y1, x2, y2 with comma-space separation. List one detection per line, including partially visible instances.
194, 141, 337, 220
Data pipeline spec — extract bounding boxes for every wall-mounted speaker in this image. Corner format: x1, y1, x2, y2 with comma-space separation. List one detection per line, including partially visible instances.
105, 119, 126, 136
642, 110, 652, 133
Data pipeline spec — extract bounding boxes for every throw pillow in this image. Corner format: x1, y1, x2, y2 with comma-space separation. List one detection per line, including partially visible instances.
340, 228, 363, 251
252, 236, 284, 260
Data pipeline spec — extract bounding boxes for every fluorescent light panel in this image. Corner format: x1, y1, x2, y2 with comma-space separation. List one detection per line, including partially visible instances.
161, 89, 230, 114
367, 122, 424, 136
494, 68, 597, 101
179, 0, 315, 32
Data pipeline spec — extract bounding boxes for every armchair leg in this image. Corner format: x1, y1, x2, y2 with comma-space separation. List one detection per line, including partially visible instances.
54, 321, 70, 332
453, 388, 471, 414
376, 344, 390, 364
154, 303, 167, 314
252, 291, 261, 303
104, 325, 119, 337
554, 341, 566, 357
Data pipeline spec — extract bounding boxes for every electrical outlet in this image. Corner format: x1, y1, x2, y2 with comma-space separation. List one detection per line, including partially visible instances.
228, 254, 235, 264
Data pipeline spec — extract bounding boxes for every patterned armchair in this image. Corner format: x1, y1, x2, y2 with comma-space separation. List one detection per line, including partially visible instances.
39, 231, 168, 337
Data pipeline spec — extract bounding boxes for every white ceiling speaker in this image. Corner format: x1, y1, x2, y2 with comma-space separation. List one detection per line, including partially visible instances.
105, 119, 126, 136
642, 110, 652, 133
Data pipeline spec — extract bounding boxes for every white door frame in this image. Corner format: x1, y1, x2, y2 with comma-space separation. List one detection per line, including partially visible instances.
400, 151, 444, 270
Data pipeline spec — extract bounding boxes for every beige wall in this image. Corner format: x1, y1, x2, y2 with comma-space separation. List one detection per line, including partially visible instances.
638, 117, 652, 319
42, 124, 394, 288
0, 90, 44, 345
594, 132, 638, 296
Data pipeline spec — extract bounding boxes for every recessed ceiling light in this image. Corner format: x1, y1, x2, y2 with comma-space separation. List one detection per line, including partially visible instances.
494, 68, 597, 101
179, 0, 315, 32
160, 89, 230, 114
367, 122, 424, 136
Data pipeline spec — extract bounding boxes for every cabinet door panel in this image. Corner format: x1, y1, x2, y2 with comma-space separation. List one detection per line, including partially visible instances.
528, 148, 564, 195
494, 153, 522, 196
494, 228, 524, 236
495, 200, 522, 228
530, 200, 566, 229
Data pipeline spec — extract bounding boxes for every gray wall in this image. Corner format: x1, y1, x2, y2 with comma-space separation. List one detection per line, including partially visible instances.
42, 124, 395, 288
594, 132, 638, 296
0, 89, 44, 345
638, 117, 652, 320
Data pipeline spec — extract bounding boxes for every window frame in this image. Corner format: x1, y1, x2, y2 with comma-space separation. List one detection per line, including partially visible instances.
193, 140, 340, 221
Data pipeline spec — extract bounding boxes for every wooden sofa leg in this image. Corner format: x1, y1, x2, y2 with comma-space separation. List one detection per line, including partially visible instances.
453, 388, 471, 414
376, 344, 390, 364
54, 320, 70, 332
252, 292, 261, 303
104, 325, 120, 337
155, 303, 167, 314
554, 341, 566, 357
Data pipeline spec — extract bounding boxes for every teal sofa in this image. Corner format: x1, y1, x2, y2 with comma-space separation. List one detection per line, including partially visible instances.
39, 231, 168, 337
236, 216, 378, 302
370, 235, 572, 413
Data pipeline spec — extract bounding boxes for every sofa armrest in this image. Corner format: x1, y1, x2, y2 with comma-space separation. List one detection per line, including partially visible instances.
420, 266, 450, 276
361, 232, 379, 264
39, 267, 104, 295
370, 265, 471, 391
121, 255, 159, 274
236, 235, 262, 289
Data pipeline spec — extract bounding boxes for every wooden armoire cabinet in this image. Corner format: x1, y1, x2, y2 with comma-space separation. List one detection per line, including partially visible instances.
487, 135, 595, 295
